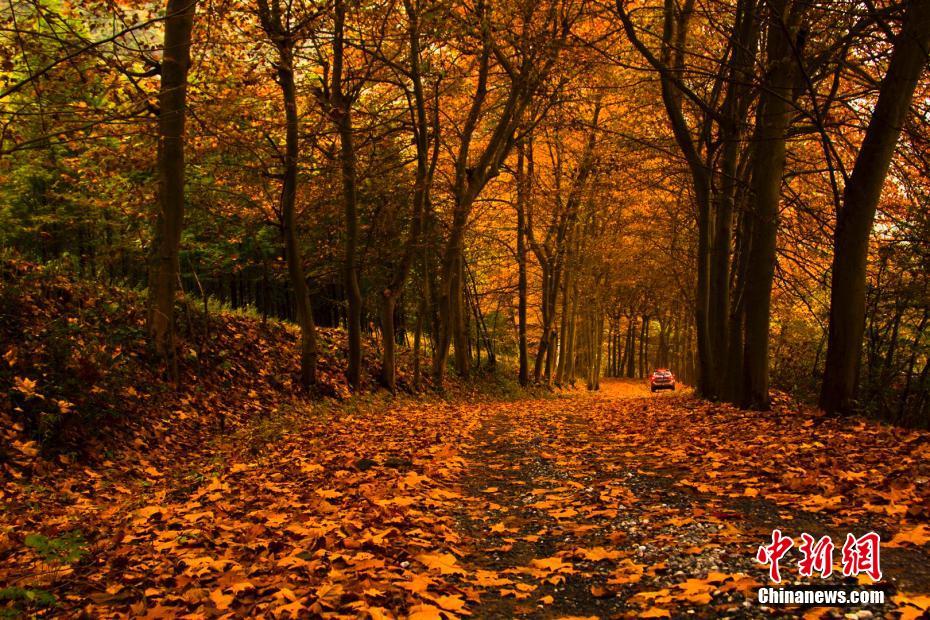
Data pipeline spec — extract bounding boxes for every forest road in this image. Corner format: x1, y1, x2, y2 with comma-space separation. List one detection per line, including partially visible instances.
452, 379, 927, 619
9, 379, 930, 619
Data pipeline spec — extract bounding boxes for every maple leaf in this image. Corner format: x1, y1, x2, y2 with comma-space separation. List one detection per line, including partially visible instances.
529, 556, 573, 573
314, 582, 345, 609
209, 588, 235, 610
416, 553, 467, 575
673, 578, 716, 604
549, 507, 579, 519
273, 600, 305, 617
607, 559, 645, 585
13, 376, 40, 398
143, 466, 163, 478
402, 471, 430, 487
135, 505, 164, 521
430, 594, 467, 612
407, 604, 444, 620
230, 581, 255, 594
893, 593, 930, 620
578, 546, 623, 562
368, 608, 395, 620
472, 570, 512, 587
886, 524, 930, 548
396, 573, 434, 593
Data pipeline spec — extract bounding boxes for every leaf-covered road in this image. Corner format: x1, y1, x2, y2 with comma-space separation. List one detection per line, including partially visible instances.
4, 380, 930, 618
453, 382, 930, 619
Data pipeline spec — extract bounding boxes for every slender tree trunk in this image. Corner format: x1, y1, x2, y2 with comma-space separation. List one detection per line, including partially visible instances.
412, 293, 424, 390
626, 314, 637, 378
614, 321, 622, 376
876, 303, 904, 413
263, 23, 319, 390
545, 328, 557, 384
898, 309, 929, 420
555, 268, 571, 384
517, 148, 529, 386
380, 295, 397, 390
607, 324, 614, 377
724, 196, 751, 402
820, 0, 930, 414
380, 0, 431, 391
741, 0, 803, 409
594, 311, 605, 389
713, 0, 759, 399
534, 264, 551, 382
147, 0, 198, 382
330, 0, 363, 391
452, 254, 470, 377
563, 278, 576, 385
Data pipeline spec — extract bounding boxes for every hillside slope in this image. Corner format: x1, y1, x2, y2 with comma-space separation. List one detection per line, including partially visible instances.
1, 257, 437, 494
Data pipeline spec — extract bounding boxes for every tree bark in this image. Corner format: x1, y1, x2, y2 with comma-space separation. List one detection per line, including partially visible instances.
379, 0, 432, 391
147, 0, 198, 382
626, 314, 637, 378
329, 0, 363, 391
432, 0, 570, 387
898, 309, 929, 420
741, 0, 804, 409
516, 145, 530, 387
258, 0, 319, 390
820, 0, 930, 414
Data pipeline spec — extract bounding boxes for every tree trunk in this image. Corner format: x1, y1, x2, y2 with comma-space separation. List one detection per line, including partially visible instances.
626, 314, 637, 378
412, 294, 424, 390
534, 264, 552, 383
380, 295, 397, 391
452, 254, 470, 377
380, 0, 431, 391
567, 279, 579, 384
713, 0, 759, 399
517, 148, 529, 386
724, 195, 751, 403
256, 0, 323, 389
555, 268, 571, 384
270, 32, 319, 390
820, 0, 930, 414
331, 0, 363, 392
147, 0, 198, 382
593, 311, 605, 389
898, 309, 928, 421
741, 0, 803, 409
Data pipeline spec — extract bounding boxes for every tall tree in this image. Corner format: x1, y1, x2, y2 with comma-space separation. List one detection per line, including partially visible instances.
740, 0, 806, 409
257, 0, 321, 390
515, 141, 531, 387
379, 0, 434, 392
431, 0, 575, 386
330, 0, 363, 391
820, 0, 930, 414
147, 0, 198, 382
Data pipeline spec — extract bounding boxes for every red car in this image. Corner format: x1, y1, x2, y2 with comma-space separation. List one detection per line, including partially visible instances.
650, 369, 676, 392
